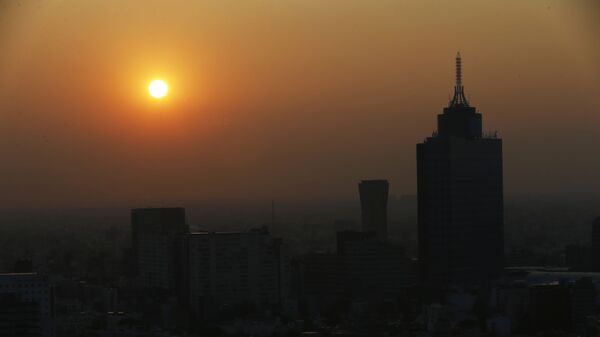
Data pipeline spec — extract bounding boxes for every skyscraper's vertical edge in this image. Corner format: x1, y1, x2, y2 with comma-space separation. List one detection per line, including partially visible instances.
498, 140, 506, 276
591, 217, 600, 271
416, 142, 429, 283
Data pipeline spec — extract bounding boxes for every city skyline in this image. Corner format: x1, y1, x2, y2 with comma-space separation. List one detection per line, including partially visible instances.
2, 2, 600, 336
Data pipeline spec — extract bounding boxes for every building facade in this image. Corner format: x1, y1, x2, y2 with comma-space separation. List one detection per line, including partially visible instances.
187, 227, 289, 319
417, 53, 504, 284
358, 179, 389, 241
131, 207, 189, 290
337, 230, 413, 297
0, 273, 54, 337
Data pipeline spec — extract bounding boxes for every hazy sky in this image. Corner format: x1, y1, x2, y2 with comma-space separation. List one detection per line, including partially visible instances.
0, 0, 599, 207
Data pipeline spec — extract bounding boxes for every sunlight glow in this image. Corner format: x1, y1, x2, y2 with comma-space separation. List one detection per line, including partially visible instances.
148, 79, 168, 99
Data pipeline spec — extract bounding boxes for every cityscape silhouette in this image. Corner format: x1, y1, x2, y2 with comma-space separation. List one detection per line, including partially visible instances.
1, 1, 599, 336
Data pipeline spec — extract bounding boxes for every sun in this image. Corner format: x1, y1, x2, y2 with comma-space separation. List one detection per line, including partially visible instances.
148, 79, 168, 99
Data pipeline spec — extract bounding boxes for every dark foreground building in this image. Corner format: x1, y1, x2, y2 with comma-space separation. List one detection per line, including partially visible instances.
0, 273, 54, 337
417, 53, 504, 285
358, 179, 389, 241
187, 227, 289, 320
131, 207, 189, 291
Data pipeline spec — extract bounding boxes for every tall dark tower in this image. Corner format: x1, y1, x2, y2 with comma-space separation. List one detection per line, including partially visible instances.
417, 53, 504, 285
131, 207, 189, 291
592, 217, 600, 271
359, 179, 389, 241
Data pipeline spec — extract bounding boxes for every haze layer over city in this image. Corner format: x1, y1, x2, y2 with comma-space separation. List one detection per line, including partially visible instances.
1, 0, 599, 207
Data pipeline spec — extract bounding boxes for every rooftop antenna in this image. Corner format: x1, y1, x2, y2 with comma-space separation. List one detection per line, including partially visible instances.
456, 52, 462, 87
449, 52, 470, 107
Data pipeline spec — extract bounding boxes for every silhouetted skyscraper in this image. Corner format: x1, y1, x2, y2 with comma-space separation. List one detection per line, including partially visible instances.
417, 53, 504, 284
131, 207, 189, 290
592, 217, 600, 271
565, 244, 590, 271
358, 179, 389, 241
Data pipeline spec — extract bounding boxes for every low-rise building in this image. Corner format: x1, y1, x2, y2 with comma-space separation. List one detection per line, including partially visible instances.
0, 273, 54, 337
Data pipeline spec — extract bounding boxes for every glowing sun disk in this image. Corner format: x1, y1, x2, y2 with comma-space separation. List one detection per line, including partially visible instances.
148, 79, 168, 99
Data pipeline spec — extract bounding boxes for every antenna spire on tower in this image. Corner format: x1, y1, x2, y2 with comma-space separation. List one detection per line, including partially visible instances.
456, 52, 462, 87
449, 52, 469, 107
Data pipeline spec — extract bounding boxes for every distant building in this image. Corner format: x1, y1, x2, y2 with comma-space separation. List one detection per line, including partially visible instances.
570, 277, 596, 333
187, 227, 289, 319
336, 230, 376, 255
13, 259, 34, 273
592, 217, 600, 271
505, 247, 535, 267
486, 315, 511, 337
0, 273, 54, 337
528, 284, 572, 333
301, 251, 344, 307
131, 207, 189, 291
299, 181, 413, 313
565, 244, 590, 271
417, 53, 504, 285
491, 282, 529, 332
298, 230, 414, 316
337, 230, 413, 297
333, 219, 357, 232
494, 271, 600, 334
358, 180, 389, 241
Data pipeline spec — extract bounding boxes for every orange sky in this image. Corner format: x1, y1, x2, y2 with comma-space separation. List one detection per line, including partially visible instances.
0, 0, 599, 207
